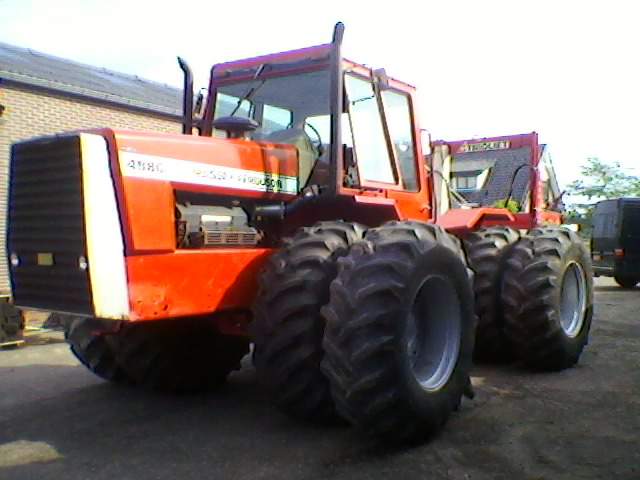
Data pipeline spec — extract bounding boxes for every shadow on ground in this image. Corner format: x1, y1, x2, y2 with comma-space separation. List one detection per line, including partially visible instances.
1, 281, 639, 480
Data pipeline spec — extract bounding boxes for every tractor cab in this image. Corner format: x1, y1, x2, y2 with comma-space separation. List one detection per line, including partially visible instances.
206, 51, 333, 190
181, 23, 430, 222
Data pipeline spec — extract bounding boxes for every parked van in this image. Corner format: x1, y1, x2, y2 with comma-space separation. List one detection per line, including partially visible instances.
591, 198, 640, 287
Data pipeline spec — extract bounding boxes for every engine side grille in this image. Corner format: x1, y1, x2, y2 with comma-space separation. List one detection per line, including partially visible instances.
202, 228, 261, 246
8, 136, 93, 315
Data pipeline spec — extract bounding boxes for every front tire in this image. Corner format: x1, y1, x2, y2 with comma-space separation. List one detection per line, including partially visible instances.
322, 221, 475, 442
65, 317, 128, 382
502, 227, 594, 371
111, 316, 249, 392
251, 221, 366, 423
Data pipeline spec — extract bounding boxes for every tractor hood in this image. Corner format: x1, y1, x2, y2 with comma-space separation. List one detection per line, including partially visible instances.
110, 128, 300, 197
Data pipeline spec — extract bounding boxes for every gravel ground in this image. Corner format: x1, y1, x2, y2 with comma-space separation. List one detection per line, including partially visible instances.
0, 277, 638, 480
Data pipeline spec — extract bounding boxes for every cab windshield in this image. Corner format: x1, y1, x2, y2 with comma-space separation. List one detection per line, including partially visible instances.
212, 68, 332, 188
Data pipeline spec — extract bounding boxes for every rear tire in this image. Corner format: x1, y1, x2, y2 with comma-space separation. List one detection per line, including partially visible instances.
502, 227, 594, 371
322, 221, 475, 442
111, 317, 249, 392
251, 221, 366, 423
65, 317, 128, 382
614, 276, 639, 288
463, 226, 521, 362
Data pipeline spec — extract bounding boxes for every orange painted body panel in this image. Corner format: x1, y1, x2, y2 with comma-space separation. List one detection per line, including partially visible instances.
126, 249, 273, 321
106, 129, 298, 253
121, 177, 176, 252
537, 210, 563, 225
386, 189, 430, 220
81, 128, 299, 325
435, 208, 516, 234
436, 209, 563, 235
114, 131, 299, 177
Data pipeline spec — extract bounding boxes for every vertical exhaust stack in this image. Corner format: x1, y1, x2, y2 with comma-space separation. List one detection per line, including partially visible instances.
178, 57, 194, 135
329, 22, 345, 197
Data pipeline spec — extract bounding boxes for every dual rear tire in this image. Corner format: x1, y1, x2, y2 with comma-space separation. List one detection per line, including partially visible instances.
501, 227, 593, 370
464, 225, 593, 370
252, 220, 476, 442
320, 221, 475, 442
463, 226, 521, 362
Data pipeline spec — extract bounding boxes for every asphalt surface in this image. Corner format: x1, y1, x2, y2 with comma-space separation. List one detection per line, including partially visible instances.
0, 277, 639, 480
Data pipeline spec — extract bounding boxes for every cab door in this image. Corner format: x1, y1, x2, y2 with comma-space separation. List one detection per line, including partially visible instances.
342, 71, 431, 221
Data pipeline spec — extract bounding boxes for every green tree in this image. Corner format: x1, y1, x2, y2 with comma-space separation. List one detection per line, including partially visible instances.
565, 158, 640, 237
566, 157, 640, 200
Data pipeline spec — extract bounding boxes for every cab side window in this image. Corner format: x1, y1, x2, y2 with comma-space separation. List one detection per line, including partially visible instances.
344, 74, 396, 184
381, 90, 418, 191
344, 73, 418, 191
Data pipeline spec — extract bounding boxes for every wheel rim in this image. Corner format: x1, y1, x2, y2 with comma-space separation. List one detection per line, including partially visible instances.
559, 262, 587, 337
405, 275, 461, 391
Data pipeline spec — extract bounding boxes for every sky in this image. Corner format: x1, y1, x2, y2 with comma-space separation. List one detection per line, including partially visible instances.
1, 0, 639, 189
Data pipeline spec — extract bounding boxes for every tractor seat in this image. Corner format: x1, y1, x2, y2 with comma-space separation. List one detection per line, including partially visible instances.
264, 129, 316, 187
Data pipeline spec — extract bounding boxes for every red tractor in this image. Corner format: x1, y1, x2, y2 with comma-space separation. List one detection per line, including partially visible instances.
7, 23, 592, 442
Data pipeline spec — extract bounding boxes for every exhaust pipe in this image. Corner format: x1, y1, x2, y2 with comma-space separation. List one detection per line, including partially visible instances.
177, 56, 194, 135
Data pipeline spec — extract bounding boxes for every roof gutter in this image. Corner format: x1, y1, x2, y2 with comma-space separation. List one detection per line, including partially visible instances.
0, 71, 182, 117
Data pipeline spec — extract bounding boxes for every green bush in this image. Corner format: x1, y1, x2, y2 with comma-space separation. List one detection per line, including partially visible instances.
493, 198, 520, 213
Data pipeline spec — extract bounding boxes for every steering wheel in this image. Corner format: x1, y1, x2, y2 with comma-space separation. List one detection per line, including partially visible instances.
303, 122, 324, 158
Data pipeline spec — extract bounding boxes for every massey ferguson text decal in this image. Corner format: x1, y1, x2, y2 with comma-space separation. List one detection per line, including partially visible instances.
119, 152, 298, 194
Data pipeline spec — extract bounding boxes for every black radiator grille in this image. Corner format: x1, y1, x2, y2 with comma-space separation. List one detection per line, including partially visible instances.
8, 136, 93, 315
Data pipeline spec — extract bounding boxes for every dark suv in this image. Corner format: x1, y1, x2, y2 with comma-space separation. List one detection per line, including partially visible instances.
591, 198, 640, 287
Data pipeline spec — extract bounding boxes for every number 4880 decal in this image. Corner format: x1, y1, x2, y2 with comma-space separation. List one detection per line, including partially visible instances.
126, 159, 164, 174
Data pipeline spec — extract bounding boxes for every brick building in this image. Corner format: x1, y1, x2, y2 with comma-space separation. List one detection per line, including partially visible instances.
0, 42, 183, 295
